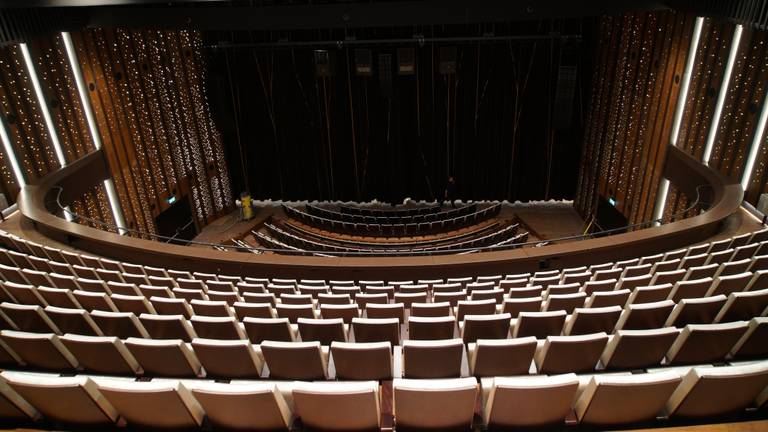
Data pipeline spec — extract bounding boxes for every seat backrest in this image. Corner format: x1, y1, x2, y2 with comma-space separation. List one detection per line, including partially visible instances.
501, 297, 542, 318
191, 299, 232, 317
574, 372, 682, 426
2, 372, 116, 426
461, 313, 511, 344
188, 381, 292, 431
275, 303, 316, 323
298, 318, 347, 345
330, 341, 392, 380
707, 272, 752, 298
484, 374, 579, 429
563, 306, 622, 335
513, 311, 566, 339
260, 340, 328, 380
669, 277, 713, 303
124, 338, 202, 377
728, 317, 768, 359
664, 295, 728, 327
190, 315, 245, 340
627, 284, 673, 305
469, 337, 536, 377
44, 306, 102, 336
0, 302, 60, 334
586, 290, 630, 309
666, 361, 768, 418
403, 339, 464, 379
59, 334, 140, 375
365, 303, 405, 322
666, 321, 749, 365
243, 317, 296, 343
139, 314, 197, 342
408, 315, 456, 341
191, 338, 263, 378
90, 310, 149, 339
149, 297, 193, 318
534, 333, 608, 374
351, 318, 400, 345
714, 288, 768, 322
543, 293, 586, 314
410, 301, 452, 317
600, 327, 679, 370
96, 380, 204, 429
293, 381, 380, 431
455, 299, 497, 321
615, 300, 675, 330
394, 377, 478, 430
0, 330, 78, 370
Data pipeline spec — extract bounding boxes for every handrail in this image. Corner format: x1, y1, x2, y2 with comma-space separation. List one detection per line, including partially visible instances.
16, 146, 744, 279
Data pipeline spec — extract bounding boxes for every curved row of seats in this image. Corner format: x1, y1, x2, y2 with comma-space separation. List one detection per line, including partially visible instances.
1, 362, 767, 430
340, 202, 441, 217
307, 202, 477, 225
282, 203, 502, 236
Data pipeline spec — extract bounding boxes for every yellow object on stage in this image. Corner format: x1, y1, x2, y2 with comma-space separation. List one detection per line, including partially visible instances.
241, 193, 253, 220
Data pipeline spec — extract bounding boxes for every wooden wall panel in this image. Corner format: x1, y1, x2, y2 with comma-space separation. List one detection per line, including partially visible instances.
575, 10, 693, 225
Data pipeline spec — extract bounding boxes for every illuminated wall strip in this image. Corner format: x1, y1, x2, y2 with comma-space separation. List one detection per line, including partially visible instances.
653, 17, 705, 224
62, 32, 126, 233
19, 43, 66, 167
741, 90, 768, 190
702, 24, 743, 164
0, 116, 25, 187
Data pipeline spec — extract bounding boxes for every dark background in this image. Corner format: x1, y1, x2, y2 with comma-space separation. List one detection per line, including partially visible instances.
203, 18, 595, 203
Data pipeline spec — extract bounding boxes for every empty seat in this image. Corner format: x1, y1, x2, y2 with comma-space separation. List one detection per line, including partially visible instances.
331, 341, 393, 380
512, 311, 566, 339
483, 374, 579, 429
280, 293, 314, 305
470, 288, 505, 304
275, 303, 317, 323
139, 314, 197, 342
124, 338, 202, 377
0, 330, 77, 371
715, 259, 752, 277
707, 272, 751, 297
190, 315, 246, 340
172, 288, 207, 302
600, 327, 679, 370
44, 306, 102, 336
261, 340, 328, 380
298, 318, 348, 345
574, 372, 682, 426
233, 302, 275, 321
409, 315, 455, 340
627, 284, 673, 305
393, 378, 478, 431
650, 269, 687, 286
468, 337, 536, 377
394, 292, 428, 308
293, 381, 380, 431
501, 297, 542, 318
455, 299, 497, 321
191, 338, 263, 378
664, 295, 728, 327
191, 299, 233, 317
684, 264, 719, 281
352, 318, 400, 345
666, 362, 768, 419
665, 322, 749, 365
615, 300, 675, 330
150, 297, 193, 318
585, 289, 630, 308
355, 293, 389, 309
73, 290, 118, 312
461, 313, 511, 344
59, 334, 141, 375
534, 333, 608, 374
243, 317, 297, 343
543, 292, 586, 314
729, 317, 768, 359
714, 288, 768, 322
0, 303, 60, 334
105, 281, 140, 296
563, 306, 622, 335
90, 310, 149, 339
365, 303, 405, 323
669, 277, 713, 302
1, 282, 46, 307
746, 270, 768, 291
110, 294, 156, 315
97, 380, 204, 429
188, 381, 292, 431
2, 372, 116, 426
433, 291, 468, 306
616, 274, 653, 292
411, 301, 452, 317
561, 271, 592, 286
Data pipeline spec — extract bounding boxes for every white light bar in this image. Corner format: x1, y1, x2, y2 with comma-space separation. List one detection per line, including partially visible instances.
0, 117, 25, 187
19, 43, 66, 167
104, 179, 127, 235
61, 32, 102, 150
702, 24, 743, 164
741, 90, 768, 190
653, 17, 705, 224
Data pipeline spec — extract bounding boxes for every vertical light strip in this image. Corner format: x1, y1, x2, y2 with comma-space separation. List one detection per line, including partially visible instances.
0, 117, 25, 187
19, 43, 66, 167
653, 17, 705, 224
702, 24, 743, 164
741, 90, 768, 190
62, 32, 126, 233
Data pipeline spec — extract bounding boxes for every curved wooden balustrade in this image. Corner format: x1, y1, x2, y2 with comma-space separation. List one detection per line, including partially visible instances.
16, 146, 743, 280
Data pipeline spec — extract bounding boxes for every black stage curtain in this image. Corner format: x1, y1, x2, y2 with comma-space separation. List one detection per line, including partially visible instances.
205, 20, 593, 203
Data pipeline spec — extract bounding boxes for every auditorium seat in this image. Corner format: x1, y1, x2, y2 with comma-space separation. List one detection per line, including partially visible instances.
188, 381, 293, 431
665, 322, 749, 365
20, 269, 53, 288
139, 314, 197, 341
36, 287, 81, 309
280, 293, 314, 305
650, 259, 681, 274
501, 296, 543, 317
149, 296, 193, 318
729, 317, 768, 359
138, 285, 174, 299
191, 338, 263, 378
615, 300, 675, 330
650, 269, 687, 286
243, 317, 297, 343
669, 277, 713, 302
73, 290, 118, 312
561, 271, 592, 286
355, 293, 389, 309
512, 310, 566, 338
0, 303, 59, 334
330, 341, 393, 380
455, 299, 497, 321
542, 283, 581, 299
592, 268, 622, 282
233, 302, 274, 321
110, 294, 156, 315
507, 286, 544, 298
574, 372, 682, 426
60, 334, 140, 375
393, 377, 477, 431
433, 290, 468, 306
467, 337, 536, 377
563, 306, 622, 335
237, 282, 266, 294
293, 381, 380, 431
470, 288, 505, 304
534, 333, 608, 374
261, 340, 329, 380
317, 293, 351, 305
459, 313, 510, 344
666, 362, 768, 419
352, 318, 400, 345
124, 338, 201, 378
275, 303, 317, 323
627, 284, 673, 305
714, 259, 752, 278
482, 374, 579, 429
0, 331, 77, 371
365, 302, 405, 322
0, 265, 29, 285
190, 315, 246, 340
172, 288, 207, 302
0, 373, 39, 422
746, 270, 768, 291
206, 290, 242, 305
90, 310, 149, 339
600, 328, 679, 370
191, 299, 233, 317
365, 286, 395, 299
411, 301, 452, 317
106, 281, 140, 296
409, 315, 455, 340
402, 338, 464, 378
707, 272, 751, 297
2, 373, 115, 426
319, 303, 360, 323
96, 380, 204, 429
664, 295, 728, 327
543, 292, 586, 314
584, 289, 631, 308
1, 283, 46, 307
44, 306, 102, 336
616, 274, 653, 292
714, 288, 768, 322
684, 264, 719, 282
298, 318, 348, 345
498, 278, 528, 290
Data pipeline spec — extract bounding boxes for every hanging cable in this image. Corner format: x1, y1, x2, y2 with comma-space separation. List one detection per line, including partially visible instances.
322, 77, 335, 199
224, 49, 248, 188
345, 47, 361, 201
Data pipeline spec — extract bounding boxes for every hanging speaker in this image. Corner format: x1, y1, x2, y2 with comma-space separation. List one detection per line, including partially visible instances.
397, 47, 415, 75
378, 53, 392, 96
439, 47, 457, 74
354, 49, 372, 76
314, 49, 333, 77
